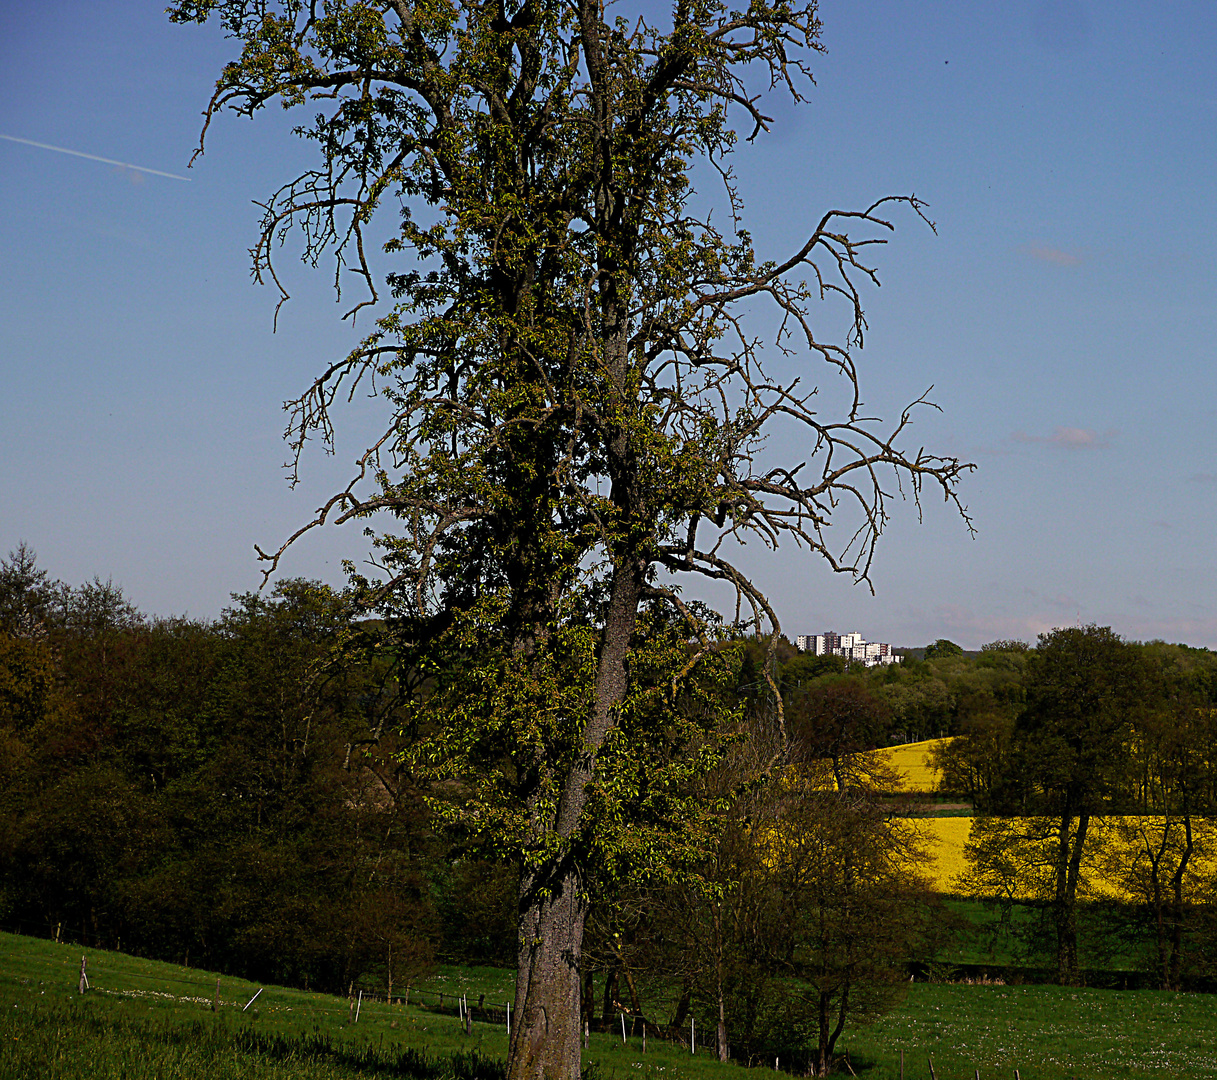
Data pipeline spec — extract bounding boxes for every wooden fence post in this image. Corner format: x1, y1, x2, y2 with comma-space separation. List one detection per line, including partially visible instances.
78, 956, 88, 995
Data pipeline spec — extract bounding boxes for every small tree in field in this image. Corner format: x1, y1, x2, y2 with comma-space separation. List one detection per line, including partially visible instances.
170, 1, 972, 1076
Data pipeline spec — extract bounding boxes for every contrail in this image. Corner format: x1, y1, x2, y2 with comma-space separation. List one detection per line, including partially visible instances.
0, 134, 191, 181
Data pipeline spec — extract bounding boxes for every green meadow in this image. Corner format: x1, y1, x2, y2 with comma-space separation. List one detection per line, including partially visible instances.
4, 931, 1217, 1079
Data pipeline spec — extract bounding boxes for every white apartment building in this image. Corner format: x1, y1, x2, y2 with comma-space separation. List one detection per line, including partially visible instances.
795, 630, 900, 667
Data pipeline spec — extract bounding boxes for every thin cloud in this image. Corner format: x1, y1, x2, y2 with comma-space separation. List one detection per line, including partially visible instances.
1012, 426, 1115, 449
0, 134, 191, 181
1025, 244, 1083, 267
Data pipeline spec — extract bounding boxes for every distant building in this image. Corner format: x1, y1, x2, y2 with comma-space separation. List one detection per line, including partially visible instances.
795, 630, 900, 667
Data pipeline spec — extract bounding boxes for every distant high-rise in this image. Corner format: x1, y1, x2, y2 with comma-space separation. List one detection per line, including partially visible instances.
795, 630, 899, 667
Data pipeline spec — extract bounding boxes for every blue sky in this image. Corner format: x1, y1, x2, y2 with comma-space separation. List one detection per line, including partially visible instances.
1, 0, 1215, 649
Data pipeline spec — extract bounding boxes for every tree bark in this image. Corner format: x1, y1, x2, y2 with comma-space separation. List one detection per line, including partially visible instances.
815, 989, 831, 1076
509, 863, 588, 1080
1168, 813, 1193, 991
1053, 809, 1088, 985
602, 965, 620, 1023
508, 557, 644, 1080
715, 944, 729, 1061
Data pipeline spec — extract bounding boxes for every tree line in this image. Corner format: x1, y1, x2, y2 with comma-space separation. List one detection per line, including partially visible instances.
0, 545, 442, 996
0, 545, 946, 1073
931, 629, 1217, 991
13, 546, 1217, 1076
792, 629, 1217, 994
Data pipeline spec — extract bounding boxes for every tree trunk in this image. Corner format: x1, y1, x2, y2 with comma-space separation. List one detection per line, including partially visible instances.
669, 983, 692, 1033
1054, 809, 1088, 985
826, 985, 850, 1071
507, 556, 643, 1080
716, 980, 728, 1061
1144, 823, 1169, 989
582, 970, 595, 1030
509, 862, 588, 1080
1168, 813, 1193, 991
602, 965, 620, 1024
815, 989, 831, 1077
621, 965, 644, 1035
713, 905, 729, 1061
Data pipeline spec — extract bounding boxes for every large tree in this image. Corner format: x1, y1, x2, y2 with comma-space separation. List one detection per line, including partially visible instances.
170, 2, 971, 1077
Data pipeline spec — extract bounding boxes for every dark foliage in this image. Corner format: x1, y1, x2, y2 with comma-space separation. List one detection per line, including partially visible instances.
0, 548, 436, 994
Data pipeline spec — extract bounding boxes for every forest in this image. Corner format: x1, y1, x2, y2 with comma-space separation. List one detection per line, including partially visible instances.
5, 544, 1217, 1075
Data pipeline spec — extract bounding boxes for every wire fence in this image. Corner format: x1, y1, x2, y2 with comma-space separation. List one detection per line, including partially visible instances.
3, 919, 708, 1051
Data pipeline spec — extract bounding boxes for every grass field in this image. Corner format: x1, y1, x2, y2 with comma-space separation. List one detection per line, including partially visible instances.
5, 931, 1217, 1078
842, 983, 1217, 1079
0, 932, 752, 1080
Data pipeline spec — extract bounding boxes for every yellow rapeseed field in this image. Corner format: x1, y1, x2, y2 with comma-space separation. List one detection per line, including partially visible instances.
827, 739, 1217, 903
913, 816, 1217, 899
913, 817, 974, 890
865, 737, 950, 793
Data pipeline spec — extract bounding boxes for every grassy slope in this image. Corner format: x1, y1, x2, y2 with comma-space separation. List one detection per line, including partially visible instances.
6, 932, 1217, 1078
0, 932, 750, 1080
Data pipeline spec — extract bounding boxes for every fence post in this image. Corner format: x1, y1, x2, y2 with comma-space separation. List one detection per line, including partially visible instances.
690, 1017, 695, 1055
507, 1001, 511, 1036
78, 956, 88, 995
